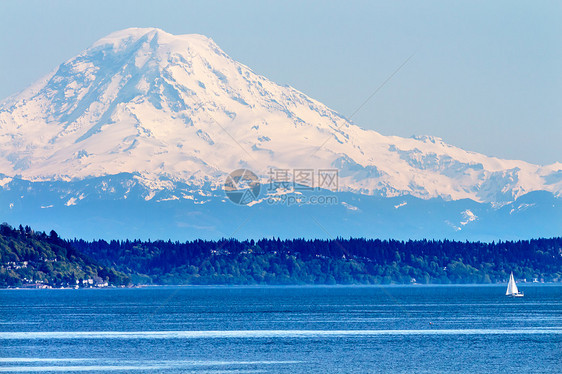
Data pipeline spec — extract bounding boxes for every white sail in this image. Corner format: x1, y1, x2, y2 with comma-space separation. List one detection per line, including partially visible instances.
506, 272, 519, 295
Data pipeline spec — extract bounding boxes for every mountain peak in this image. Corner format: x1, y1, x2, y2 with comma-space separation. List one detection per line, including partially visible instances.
92, 27, 218, 54
0, 28, 559, 203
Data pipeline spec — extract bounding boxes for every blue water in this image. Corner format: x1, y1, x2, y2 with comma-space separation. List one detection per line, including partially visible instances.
0, 285, 560, 373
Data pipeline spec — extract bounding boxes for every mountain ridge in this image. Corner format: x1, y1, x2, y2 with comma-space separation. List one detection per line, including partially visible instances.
0, 27, 560, 207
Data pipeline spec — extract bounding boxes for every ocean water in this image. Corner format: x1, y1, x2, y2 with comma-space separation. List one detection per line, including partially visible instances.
0, 285, 560, 373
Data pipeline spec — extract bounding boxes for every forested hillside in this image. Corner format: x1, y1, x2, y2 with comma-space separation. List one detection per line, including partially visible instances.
71, 237, 562, 285
0, 223, 129, 287
2, 219, 560, 287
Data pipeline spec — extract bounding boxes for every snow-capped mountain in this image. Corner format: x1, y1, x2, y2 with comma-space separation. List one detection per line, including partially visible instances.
0, 28, 560, 241
0, 27, 560, 205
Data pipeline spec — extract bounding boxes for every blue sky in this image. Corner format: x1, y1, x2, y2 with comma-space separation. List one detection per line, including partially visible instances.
1, 0, 560, 164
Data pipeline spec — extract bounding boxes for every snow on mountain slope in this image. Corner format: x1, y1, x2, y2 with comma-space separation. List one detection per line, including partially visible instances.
0, 27, 559, 203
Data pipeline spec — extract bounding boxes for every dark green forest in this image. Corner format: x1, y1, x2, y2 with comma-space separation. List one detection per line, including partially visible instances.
1, 220, 561, 287
70, 237, 562, 285
0, 223, 129, 287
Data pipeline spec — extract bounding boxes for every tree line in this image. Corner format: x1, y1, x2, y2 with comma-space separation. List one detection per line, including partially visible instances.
69, 237, 562, 285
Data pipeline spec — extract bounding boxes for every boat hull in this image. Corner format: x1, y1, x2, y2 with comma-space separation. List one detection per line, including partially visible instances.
508, 293, 524, 297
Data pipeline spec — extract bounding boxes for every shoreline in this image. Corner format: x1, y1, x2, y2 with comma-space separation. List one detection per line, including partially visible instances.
1, 282, 560, 291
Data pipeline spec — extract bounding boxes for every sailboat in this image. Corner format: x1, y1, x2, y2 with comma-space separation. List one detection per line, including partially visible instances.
506, 272, 524, 297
